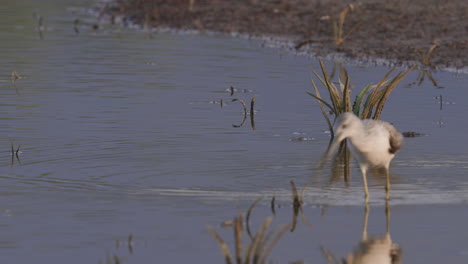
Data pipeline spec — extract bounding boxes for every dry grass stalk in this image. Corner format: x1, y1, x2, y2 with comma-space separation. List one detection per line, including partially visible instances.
250, 96, 256, 130
333, 4, 360, 46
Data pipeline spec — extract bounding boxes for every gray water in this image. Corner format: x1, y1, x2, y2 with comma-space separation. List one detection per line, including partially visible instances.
1, 0, 468, 263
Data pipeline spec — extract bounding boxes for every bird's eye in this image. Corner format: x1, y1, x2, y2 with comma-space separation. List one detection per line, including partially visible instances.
342, 124, 348, 129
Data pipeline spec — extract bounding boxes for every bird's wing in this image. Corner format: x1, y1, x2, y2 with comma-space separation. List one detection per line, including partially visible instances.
384, 123, 403, 154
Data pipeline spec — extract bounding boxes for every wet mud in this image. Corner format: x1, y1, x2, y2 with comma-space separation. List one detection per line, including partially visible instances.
107, 0, 467, 70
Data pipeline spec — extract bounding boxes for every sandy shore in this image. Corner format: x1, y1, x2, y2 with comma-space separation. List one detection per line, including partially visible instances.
107, 0, 467, 70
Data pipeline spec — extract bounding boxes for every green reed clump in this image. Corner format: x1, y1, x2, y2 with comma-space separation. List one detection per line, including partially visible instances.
308, 60, 414, 138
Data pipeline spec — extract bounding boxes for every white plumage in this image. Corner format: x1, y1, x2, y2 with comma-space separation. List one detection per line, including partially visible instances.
325, 112, 403, 202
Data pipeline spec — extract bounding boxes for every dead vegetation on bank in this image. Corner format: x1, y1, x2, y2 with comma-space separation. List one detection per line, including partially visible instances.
108, 0, 467, 69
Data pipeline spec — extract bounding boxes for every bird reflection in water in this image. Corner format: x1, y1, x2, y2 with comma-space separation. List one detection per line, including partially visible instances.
322, 202, 402, 264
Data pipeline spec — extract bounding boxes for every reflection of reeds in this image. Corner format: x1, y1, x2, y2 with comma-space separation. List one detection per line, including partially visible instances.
417, 44, 438, 67
246, 197, 262, 239
408, 44, 442, 88
208, 197, 292, 264
10, 142, 21, 166
289, 180, 312, 232
412, 69, 440, 88
208, 215, 290, 264
232, 98, 247, 128
99, 252, 123, 264
231, 96, 256, 130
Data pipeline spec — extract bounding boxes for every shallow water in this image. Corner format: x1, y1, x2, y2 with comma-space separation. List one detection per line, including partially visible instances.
0, 0, 468, 263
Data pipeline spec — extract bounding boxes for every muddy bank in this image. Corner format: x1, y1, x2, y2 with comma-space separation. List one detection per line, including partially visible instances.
107, 0, 467, 70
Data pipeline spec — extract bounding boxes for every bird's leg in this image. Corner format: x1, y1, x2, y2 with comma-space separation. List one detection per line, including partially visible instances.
385, 167, 391, 201
360, 166, 369, 203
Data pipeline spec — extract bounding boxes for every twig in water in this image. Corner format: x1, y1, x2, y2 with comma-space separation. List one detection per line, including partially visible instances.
270, 196, 276, 216
230, 86, 235, 96
128, 233, 133, 254
10, 142, 22, 166
290, 180, 301, 232
74, 19, 80, 34
439, 94, 443, 110
37, 16, 44, 39
250, 96, 256, 130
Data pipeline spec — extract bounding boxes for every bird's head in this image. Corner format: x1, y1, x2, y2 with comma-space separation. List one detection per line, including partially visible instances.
322, 112, 362, 162
333, 112, 362, 142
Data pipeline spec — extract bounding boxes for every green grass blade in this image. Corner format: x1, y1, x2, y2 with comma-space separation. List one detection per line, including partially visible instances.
352, 84, 371, 116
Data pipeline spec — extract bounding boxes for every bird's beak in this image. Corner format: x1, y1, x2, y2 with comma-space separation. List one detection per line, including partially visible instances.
323, 130, 345, 163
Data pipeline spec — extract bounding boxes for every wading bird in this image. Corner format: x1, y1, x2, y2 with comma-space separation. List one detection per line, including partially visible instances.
325, 112, 403, 202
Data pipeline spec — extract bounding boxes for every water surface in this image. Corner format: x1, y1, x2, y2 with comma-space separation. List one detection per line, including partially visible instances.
0, 1, 467, 263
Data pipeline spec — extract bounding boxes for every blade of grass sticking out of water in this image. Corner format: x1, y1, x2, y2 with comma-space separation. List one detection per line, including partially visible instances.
362, 89, 387, 119
361, 66, 396, 119
340, 66, 351, 112
318, 60, 342, 113
361, 90, 375, 119
207, 225, 234, 264
321, 61, 342, 113
307, 82, 334, 138
270, 196, 276, 216
250, 96, 256, 130
369, 89, 386, 108
352, 84, 371, 116
128, 234, 133, 254
373, 65, 415, 119
309, 71, 334, 138
306, 92, 335, 114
